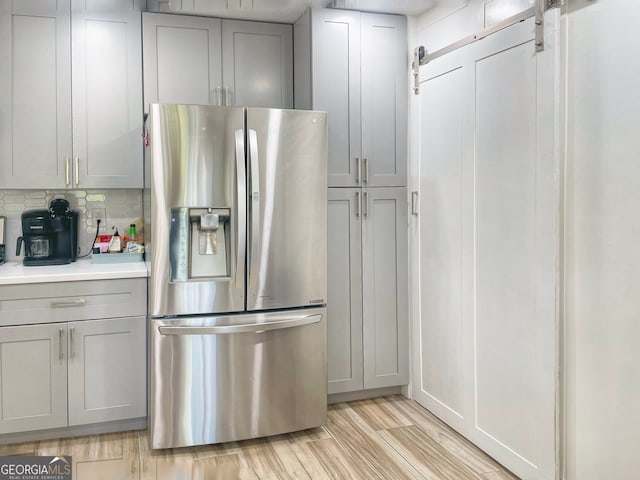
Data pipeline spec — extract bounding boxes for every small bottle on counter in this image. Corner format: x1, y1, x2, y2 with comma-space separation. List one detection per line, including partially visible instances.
129, 223, 137, 244
108, 227, 121, 253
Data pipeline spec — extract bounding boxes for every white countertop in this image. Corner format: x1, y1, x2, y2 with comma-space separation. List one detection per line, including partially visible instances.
0, 258, 149, 285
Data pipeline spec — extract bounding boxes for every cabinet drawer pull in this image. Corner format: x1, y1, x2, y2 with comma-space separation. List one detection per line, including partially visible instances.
411, 191, 419, 216
65, 157, 71, 185
363, 157, 369, 183
50, 299, 86, 308
363, 191, 369, 217
59, 328, 64, 360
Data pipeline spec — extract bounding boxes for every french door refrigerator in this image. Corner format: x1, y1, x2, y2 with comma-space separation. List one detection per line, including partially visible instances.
147, 104, 327, 449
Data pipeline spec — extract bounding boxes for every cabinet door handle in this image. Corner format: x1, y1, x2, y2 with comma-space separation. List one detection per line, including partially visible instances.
69, 327, 75, 358
65, 158, 71, 185
224, 87, 232, 106
59, 328, 64, 360
215, 85, 223, 105
411, 191, 419, 216
363, 191, 369, 217
355, 191, 361, 217
74, 157, 79, 186
363, 157, 369, 183
355, 157, 361, 184
50, 299, 86, 308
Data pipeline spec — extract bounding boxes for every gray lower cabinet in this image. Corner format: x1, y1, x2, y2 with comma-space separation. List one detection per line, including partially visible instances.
0, 279, 146, 436
0, 323, 68, 434
143, 12, 292, 112
327, 189, 364, 394
295, 9, 407, 188
67, 317, 146, 426
327, 187, 409, 394
0, 0, 144, 189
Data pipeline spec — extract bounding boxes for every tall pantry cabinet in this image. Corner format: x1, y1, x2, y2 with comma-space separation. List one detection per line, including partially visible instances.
295, 9, 409, 394
0, 0, 144, 189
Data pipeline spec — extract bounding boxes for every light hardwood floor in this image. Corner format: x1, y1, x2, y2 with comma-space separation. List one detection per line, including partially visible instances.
0, 395, 519, 479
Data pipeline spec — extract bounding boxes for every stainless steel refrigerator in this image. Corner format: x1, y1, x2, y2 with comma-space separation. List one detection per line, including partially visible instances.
146, 104, 327, 449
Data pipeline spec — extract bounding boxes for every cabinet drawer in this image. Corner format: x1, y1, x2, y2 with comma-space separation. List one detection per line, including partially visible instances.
0, 279, 146, 327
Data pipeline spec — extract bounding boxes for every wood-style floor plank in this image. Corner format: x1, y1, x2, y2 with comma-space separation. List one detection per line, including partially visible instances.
378, 425, 484, 480
482, 469, 521, 480
290, 438, 362, 479
0, 440, 37, 456
0, 395, 520, 480
383, 395, 505, 475
326, 403, 425, 480
348, 397, 413, 431
287, 426, 332, 444
192, 453, 259, 480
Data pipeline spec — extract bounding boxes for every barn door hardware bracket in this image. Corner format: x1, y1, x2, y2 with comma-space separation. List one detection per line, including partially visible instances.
535, 0, 545, 52
412, 46, 425, 95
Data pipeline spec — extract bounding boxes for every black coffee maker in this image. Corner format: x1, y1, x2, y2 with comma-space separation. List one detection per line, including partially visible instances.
16, 199, 79, 266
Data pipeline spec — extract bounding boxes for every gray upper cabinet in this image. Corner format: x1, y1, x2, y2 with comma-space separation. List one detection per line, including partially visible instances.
71, 0, 144, 188
0, 1, 72, 189
0, 0, 144, 189
360, 14, 407, 188
143, 12, 293, 111
308, 9, 361, 187
221, 20, 293, 108
142, 12, 222, 111
297, 9, 407, 187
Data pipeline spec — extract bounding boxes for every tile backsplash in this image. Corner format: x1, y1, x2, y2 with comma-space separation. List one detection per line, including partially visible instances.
0, 190, 143, 262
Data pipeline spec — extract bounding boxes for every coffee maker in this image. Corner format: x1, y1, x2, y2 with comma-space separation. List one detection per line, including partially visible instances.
16, 199, 79, 266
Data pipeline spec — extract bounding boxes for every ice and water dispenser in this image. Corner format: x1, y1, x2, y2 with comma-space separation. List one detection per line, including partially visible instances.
169, 207, 231, 281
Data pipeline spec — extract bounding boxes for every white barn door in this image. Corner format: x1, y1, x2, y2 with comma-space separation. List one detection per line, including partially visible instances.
412, 11, 559, 480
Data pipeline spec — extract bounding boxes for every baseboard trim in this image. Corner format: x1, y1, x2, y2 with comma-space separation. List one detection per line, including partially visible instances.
328, 386, 405, 404
0, 418, 147, 445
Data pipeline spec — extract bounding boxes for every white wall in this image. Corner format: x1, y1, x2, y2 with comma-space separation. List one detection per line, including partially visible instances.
564, 0, 640, 479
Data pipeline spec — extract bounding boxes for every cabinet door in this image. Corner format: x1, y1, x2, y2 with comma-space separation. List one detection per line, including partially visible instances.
327, 188, 363, 394
68, 316, 146, 426
142, 12, 222, 112
311, 9, 361, 187
71, 0, 144, 188
0, 323, 67, 434
221, 20, 293, 108
362, 187, 409, 389
361, 14, 407, 187
0, 0, 72, 189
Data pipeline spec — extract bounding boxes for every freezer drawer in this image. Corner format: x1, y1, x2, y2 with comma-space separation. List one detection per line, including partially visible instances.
149, 307, 327, 449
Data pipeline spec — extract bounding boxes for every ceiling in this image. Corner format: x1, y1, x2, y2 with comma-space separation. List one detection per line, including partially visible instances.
175, 0, 441, 23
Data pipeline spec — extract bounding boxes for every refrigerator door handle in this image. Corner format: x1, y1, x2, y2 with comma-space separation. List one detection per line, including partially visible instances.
248, 129, 260, 291
157, 314, 322, 335
235, 129, 247, 289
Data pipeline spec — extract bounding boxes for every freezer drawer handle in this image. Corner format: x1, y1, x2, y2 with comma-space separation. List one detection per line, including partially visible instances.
50, 299, 86, 308
157, 314, 322, 336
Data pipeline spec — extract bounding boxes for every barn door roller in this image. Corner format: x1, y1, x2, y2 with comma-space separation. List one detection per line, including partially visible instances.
412, 0, 558, 95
